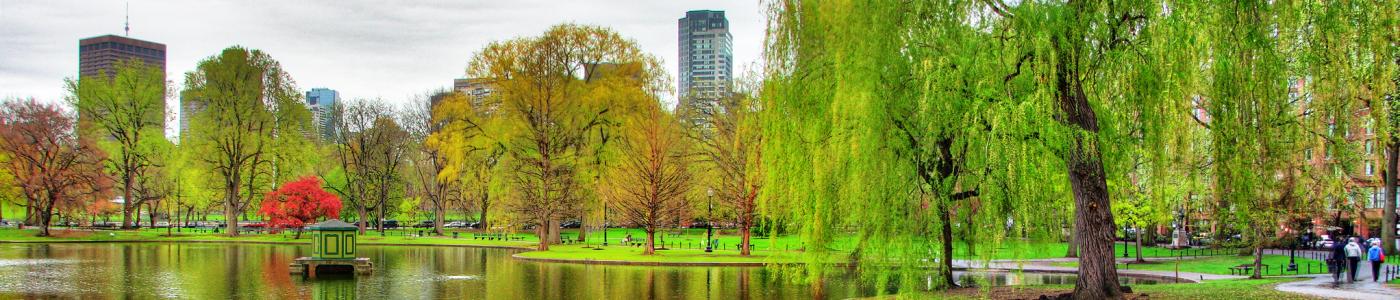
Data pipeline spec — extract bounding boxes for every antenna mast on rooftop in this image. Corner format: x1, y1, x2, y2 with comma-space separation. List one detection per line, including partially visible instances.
124, 2, 130, 36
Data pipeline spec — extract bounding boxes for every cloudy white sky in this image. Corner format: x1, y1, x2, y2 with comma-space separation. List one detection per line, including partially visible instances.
0, 0, 767, 134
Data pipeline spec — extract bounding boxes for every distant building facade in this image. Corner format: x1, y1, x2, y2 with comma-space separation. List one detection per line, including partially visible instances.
178, 94, 204, 142
79, 34, 166, 79
677, 10, 733, 120
306, 88, 340, 140
78, 34, 167, 134
453, 78, 495, 103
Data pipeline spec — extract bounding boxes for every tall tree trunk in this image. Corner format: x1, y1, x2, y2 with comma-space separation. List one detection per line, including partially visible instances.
1069, 227, 1080, 257
134, 204, 142, 228
434, 203, 445, 236
1134, 226, 1145, 263
224, 196, 239, 236
1056, 35, 1123, 299
1384, 143, 1398, 255
1251, 243, 1264, 279
378, 204, 387, 235
644, 230, 656, 255
535, 223, 550, 251
740, 218, 753, 256
547, 220, 561, 244
356, 206, 368, 234
940, 202, 957, 288
121, 171, 134, 229
576, 219, 587, 242
148, 202, 157, 228
478, 192, 490, 230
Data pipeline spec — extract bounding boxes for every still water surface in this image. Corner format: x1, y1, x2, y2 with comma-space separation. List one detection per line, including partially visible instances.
0, 243, 1160, 299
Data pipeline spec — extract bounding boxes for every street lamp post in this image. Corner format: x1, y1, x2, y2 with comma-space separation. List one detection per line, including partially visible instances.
1289, 234, 1298, 271
1123, 227, 1130, 258
602, 206, 609, 247
706, 188, 715, 253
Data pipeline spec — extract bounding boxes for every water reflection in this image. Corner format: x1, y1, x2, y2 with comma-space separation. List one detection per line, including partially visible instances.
953, 271, 1160, 288
0, 243, 1165, 299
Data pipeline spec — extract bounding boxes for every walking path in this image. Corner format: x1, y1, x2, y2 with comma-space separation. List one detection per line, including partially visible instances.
1268, 249, 1400, 300
954, 256, 1245, 283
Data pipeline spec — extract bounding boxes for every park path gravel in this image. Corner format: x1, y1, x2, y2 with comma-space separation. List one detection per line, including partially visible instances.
957, 249, 1400, 299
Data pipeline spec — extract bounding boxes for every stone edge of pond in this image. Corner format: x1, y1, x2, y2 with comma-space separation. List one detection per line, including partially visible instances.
949, 267, 1202, 284
510, 252, 779, 267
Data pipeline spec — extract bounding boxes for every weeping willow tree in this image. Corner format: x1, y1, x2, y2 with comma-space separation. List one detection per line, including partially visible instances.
1186, 1, 1397, 279
762, 0, 1191, 298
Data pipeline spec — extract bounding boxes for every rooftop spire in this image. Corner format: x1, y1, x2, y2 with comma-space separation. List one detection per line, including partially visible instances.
124, 2, 129, 36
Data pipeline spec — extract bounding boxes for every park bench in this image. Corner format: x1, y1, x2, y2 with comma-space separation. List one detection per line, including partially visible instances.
1228, 264, 1252, 275
1229, 264, 1270, 275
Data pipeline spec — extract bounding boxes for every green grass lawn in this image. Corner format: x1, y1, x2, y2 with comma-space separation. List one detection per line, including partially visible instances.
1051, 254, 1327, 276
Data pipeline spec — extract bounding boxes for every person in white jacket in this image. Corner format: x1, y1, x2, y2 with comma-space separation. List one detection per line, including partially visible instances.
1345, 237, 1364, 282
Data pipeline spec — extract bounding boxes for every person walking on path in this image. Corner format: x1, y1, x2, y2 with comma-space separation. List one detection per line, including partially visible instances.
1346, 237, 1365, 282
1368, 241, 1385, 282
1331, 234, 1349, 283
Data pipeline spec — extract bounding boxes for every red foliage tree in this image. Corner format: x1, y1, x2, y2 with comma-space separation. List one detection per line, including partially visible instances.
0, 99, 112, 236
258, 176, 342, 238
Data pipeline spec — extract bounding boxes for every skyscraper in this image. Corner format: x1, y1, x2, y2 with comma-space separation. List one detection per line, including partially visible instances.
678, 10, 733, 118
79, 34, 166, 80
78, 34, 167, 133
306, 88, 340, 140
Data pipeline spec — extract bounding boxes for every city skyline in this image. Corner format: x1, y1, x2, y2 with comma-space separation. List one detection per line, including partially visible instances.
0, 1, 766, 131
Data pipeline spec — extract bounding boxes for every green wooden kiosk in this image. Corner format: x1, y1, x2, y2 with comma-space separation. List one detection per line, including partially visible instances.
309, 219, 358, 259
291, 219, 372, 278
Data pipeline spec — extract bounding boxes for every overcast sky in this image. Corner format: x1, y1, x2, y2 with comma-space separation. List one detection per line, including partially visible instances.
0, 0, 767, 134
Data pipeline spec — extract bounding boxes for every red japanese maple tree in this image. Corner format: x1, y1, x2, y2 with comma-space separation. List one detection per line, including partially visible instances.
258, 176, 342, 238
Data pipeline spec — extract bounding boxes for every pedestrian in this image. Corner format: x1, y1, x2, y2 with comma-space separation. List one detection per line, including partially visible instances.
1346, 237, 1364, 282
1330, 233, 1348, 283
1369, 241, 1385, 282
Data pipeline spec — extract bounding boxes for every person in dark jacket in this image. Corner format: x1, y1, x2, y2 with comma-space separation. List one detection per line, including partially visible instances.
1330, 234, 1348, 283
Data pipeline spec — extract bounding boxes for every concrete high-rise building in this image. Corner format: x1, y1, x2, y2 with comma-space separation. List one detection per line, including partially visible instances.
453, 78, 495, 102
78, 34, 167, 133
178, 94, 205, 142
79, 34, 166, 80
306, 88, 340, 140
678, 10, 733, 119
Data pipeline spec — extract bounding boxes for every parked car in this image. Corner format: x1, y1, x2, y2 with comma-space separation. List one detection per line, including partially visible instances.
560, 220, 581, 229
154, 221, 170, 228
466, 221, 481, 229
1314, 235, 1335, 249
444, 221, 466, 228
412, 220, 435, 228
376, 220, 400, 229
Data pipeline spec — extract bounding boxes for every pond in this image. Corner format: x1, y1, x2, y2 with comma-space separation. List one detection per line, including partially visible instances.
0, 243, 1165, 299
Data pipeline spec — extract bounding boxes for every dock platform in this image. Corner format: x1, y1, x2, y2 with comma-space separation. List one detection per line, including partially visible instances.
289, 257, 372, 278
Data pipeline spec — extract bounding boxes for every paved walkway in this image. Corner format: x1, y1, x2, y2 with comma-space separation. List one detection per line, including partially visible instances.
953, 256, 1245, 283
956, 249, 1400, 299
1267, 249, 1400, 300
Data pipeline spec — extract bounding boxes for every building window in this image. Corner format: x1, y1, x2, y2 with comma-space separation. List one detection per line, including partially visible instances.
1367, 140, 1374, 155
1366, 162, 1374, 176
1373, 190, 1385, 209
